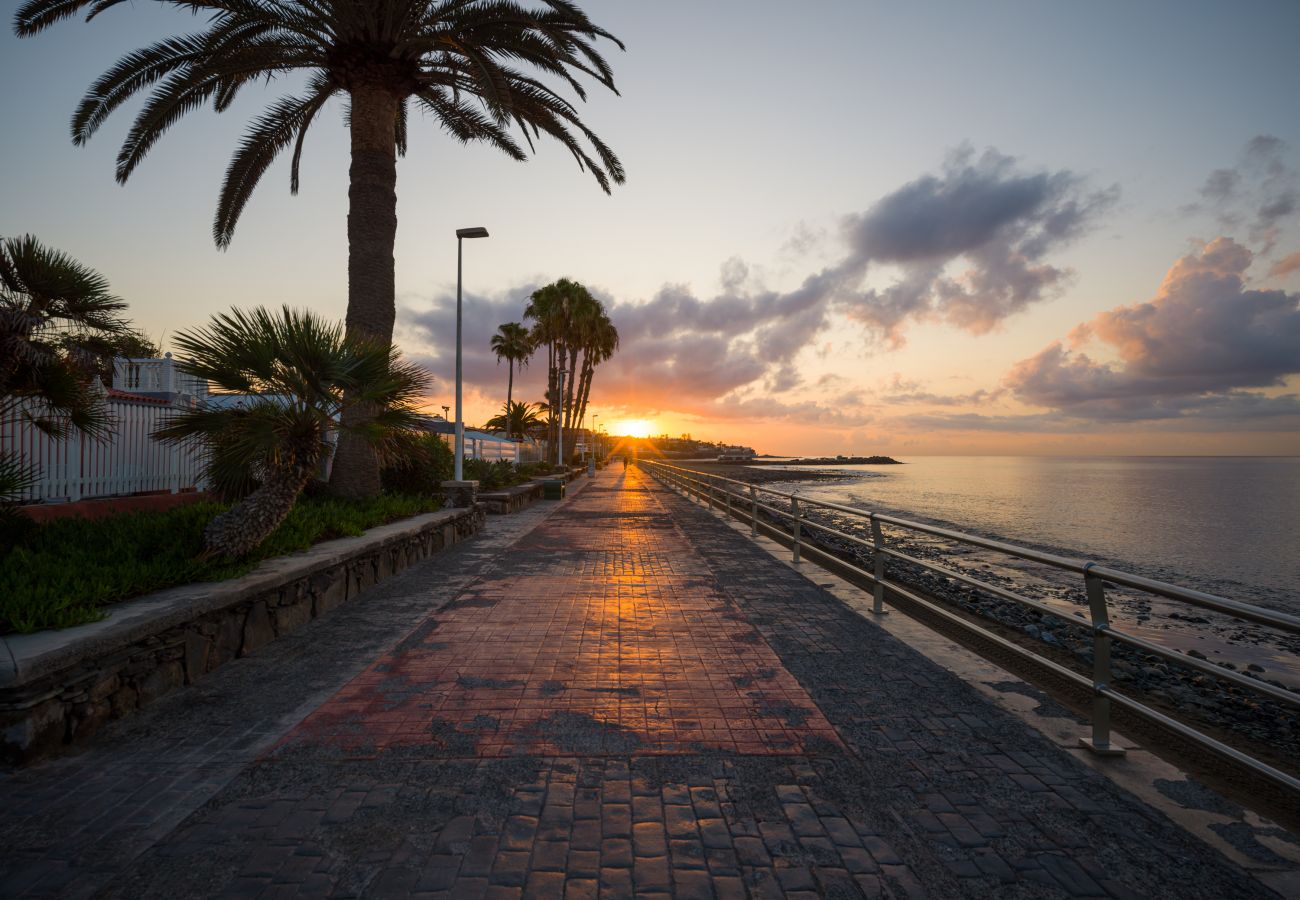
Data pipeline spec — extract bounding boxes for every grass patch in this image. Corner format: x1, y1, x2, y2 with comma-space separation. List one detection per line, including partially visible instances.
0, 494, 442, 634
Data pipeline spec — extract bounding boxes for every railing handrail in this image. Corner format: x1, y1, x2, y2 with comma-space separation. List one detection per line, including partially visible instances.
639, 457, 1300, 798
642, 460, 1300, 636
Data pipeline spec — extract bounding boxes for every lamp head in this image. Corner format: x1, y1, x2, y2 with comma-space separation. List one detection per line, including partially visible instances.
456, 227, 489, 239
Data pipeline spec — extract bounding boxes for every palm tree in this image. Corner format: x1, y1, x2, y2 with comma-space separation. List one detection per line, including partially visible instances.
489, 322, 532, 435
484, 399, 544, 437
15, 0, 627, 496
524, 277, 597, 463
1, 234, 134, 441
154, 306, 428, 559
574, 310, 617, 434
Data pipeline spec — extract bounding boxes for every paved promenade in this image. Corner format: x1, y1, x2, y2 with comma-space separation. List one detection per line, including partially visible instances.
0, 468, 1277, 898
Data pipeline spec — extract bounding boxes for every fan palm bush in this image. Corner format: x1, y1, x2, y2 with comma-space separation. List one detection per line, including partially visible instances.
0, 234, 135, 441
485, 400, 545, 437
155, 306, 429, 559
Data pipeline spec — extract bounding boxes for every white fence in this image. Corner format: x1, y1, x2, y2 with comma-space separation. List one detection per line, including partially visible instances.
1, 384, 204, 505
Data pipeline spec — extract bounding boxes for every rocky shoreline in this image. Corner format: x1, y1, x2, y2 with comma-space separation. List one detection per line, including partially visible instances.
681, 461, 868, 485
808, 506, 1299, 769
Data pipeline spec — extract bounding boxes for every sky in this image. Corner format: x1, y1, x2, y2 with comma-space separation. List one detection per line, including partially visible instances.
3, 0, 1300, 456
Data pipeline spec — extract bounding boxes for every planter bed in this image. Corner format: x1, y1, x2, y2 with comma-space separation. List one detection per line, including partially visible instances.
0, 505, 485, 763
477, 481, 544, 515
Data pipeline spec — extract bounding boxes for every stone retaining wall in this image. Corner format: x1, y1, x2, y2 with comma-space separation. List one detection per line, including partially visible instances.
478, 482, 544, 515
0, 506, 485, 763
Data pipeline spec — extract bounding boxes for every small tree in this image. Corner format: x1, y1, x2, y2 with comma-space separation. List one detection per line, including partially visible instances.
485, 400, 545, 437
155, 307, 428, 559
490, 322, 532, 435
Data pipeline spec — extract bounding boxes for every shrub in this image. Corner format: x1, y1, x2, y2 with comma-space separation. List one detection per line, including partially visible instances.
462, 457, 513, 490
0, 493, 441, 634
381, 432, 453, 496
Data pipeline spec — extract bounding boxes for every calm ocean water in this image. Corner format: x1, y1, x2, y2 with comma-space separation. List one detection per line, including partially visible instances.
773, 456, 1300, 613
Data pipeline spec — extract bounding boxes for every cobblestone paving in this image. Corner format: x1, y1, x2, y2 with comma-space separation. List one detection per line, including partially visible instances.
281, 481, 839, 759
1, 469, 1276, 898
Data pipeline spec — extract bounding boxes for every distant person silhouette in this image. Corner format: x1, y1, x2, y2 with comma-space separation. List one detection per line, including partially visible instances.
622, 455, 628, 471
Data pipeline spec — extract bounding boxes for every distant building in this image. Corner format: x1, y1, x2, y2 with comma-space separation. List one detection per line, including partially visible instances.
716, 445, 756, 462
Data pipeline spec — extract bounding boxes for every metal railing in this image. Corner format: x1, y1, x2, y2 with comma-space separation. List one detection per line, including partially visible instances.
640, 460, 1300, 795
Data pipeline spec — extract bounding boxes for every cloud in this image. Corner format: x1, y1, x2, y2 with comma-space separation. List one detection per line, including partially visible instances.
398, 284, 547, 405
901, 393, 1300, 433
1187, 135, 1299, 254
834, 146, 1118, 342
1004, 238, 1300, 423
1270, 251, 1300, 279
397, 147, 1114, 426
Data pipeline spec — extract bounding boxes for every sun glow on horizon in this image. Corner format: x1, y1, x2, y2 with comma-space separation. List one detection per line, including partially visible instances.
611, 419, 655, 438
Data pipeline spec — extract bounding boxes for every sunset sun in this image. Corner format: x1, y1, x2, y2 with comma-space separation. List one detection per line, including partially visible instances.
612, 418, 654, 438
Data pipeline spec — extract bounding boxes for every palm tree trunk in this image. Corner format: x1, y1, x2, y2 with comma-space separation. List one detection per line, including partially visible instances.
577, 355, 594, 431
563, 345, 580, 433
506, 359, 515, 437
331, 82, 399, 499
547, 342, 558, 463
202, 465, 313, 559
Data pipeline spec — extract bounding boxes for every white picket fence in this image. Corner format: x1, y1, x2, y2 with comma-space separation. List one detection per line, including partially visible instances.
1, 383, 204, 505
3, 354, 550, 505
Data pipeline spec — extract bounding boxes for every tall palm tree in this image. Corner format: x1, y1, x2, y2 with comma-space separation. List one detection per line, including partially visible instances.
560, 289, 601, 434
15, 0, 627, 496
574, 310, 617, 434
524, 277, 599, 463
154, 306, 428, 559
489, 322, 532, 435
0, 234, 134, 441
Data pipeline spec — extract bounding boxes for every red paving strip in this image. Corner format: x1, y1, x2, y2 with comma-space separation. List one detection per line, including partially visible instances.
280, 469, 841, 757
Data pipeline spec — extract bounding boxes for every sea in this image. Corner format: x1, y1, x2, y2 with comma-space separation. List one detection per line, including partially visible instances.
768, 455, 1300, 609
759, 455, 1300, 684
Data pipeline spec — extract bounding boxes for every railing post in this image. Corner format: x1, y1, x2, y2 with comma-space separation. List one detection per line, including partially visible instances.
725, 483, 732, 518
750, 485, 758, 536
870, 515, 886, 614
791, 496, 802, 564
1080, 564, 1125, 757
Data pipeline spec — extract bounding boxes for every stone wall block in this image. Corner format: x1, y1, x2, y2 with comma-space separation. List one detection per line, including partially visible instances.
88, 674, 120, 703
183, 631, 210, 684
241, 600, 275, 656
110, 684, 139, 718
70, 699, 112, 740
272, 596, 312, 635
313, 568, 348, 617
137, 660, 184, 706
2, 697, 66, 762
209, 612, 244, 670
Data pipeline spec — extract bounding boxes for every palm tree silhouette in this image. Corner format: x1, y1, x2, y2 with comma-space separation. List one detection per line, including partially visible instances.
490, 322, 532, 436
15, 0, 626, 495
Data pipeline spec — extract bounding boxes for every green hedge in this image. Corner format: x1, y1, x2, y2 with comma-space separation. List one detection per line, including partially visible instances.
0, 494, 441, 634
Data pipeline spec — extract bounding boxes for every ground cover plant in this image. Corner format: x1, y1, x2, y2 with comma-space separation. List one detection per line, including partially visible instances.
0, 493, 439, 634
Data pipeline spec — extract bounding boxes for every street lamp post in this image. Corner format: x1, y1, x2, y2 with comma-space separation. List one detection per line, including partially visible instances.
454, 226, 489, 482
555, 366, 566, 470
592, 414, 599, 460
